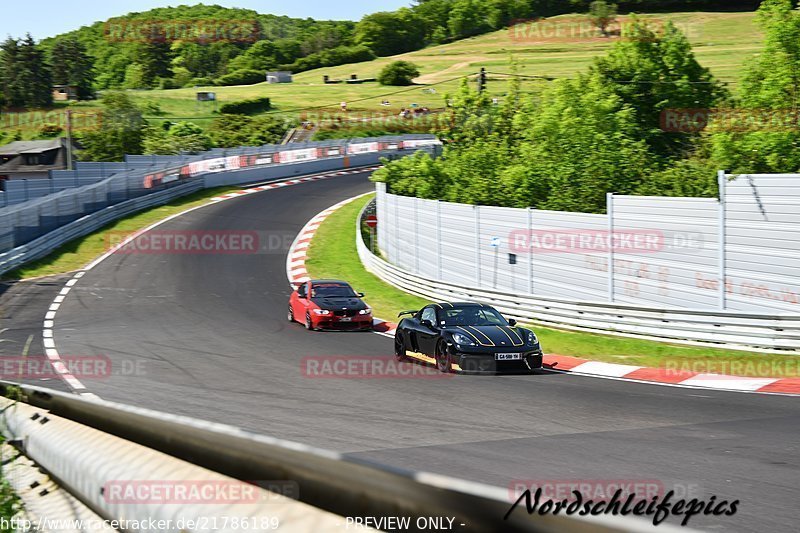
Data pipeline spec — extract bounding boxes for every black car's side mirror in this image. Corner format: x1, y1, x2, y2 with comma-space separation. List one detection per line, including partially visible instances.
420, 319, 434, 329
508, 318, 517, 327
357, 292, 365, 298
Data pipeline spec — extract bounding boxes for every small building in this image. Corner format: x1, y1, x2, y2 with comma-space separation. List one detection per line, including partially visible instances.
0, 138, 76, 181
52, 85, 79, 101
266, 71, 293, 84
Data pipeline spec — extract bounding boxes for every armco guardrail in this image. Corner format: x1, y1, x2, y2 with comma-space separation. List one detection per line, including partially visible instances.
0, 180, 203, 275
0, 135, 441, 276
0, 382, 673, 533
356, 199, 800, 352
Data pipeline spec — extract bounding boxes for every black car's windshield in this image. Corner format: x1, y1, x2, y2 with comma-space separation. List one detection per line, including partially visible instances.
441, 307, 508, 326
312, 284, 357, 298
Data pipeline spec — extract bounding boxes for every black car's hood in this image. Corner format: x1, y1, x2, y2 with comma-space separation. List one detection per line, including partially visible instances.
445, 325, 529, 348
312, 297, 367, 311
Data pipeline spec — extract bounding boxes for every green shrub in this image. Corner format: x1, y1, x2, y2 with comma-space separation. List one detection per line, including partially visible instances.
215, 69, 265, 87
186, 77, 215, 88
38, 124, 64, 137
378, 61, 420, 86
218, 97, 272, 115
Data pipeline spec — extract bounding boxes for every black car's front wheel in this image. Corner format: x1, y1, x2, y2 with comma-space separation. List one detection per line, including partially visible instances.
435, 340, 453, 373
394, 335, 407, 362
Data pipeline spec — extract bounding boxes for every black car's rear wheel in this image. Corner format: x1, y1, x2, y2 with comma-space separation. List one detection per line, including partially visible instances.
394, 335, 407, 362
436, 340, 453, 373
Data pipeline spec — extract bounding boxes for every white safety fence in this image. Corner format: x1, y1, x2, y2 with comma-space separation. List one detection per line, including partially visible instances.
375, 173, 800, 315
359, 198, 800, 351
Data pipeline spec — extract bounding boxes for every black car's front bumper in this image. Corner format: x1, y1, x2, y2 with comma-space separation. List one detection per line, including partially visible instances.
447, 345, 543, 374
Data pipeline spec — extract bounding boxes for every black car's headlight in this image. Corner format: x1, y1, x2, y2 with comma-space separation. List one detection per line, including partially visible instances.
358, 308, 372, 315
527, 331, 539, 346
452, 332, 477, 346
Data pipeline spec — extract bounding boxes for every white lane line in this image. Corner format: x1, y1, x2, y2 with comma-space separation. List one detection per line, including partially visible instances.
45, 165, 382, 398
569, 361, 643, 378
679, 374, 779, 391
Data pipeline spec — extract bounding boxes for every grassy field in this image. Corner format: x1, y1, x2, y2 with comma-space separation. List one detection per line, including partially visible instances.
305, 195, 800, 378
1, 11, 763, 139
127, 12, 762, 120
4, 186, 236, 280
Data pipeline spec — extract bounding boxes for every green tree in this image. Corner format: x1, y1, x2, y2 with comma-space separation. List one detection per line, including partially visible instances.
143, 121, 213, 154
77, 92, 144, 161
355, 9, 425, 56
378, 61, 421, 86
709, 0, 800, 173
448, 0, 490, 39
0, 35, 52, 108
591, 18, 726, 158
50, 36, 94, 99
589, 1, 618, 37
206, 114, 288, 147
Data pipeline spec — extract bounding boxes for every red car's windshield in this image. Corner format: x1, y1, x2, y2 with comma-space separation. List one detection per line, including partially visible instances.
311, 284, 357, 298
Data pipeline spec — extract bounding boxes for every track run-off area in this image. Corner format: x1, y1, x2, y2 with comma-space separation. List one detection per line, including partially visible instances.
18, 170, 800, 532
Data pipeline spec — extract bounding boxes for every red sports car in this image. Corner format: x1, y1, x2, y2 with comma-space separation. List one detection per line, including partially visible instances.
288, 279, 373, 331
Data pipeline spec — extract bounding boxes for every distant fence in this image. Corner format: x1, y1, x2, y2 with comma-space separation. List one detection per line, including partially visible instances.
376, 172, 800, 315
0, 135, 441, 260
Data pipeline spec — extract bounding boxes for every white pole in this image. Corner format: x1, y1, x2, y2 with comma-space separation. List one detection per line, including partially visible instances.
475, 205, 481, 286
527, 207, 533, 295
607, 192, 615, 302
718, 170, 727, 310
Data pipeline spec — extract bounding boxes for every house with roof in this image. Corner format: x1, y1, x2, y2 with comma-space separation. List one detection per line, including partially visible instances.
0, 138, 75, 181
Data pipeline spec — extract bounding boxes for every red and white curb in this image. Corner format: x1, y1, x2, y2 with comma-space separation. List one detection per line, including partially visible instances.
289, 196, 800, 397
543, 355, 800, 395
210, 167, 381, 202
45, 166, 380, 397
285, 194, 398, 337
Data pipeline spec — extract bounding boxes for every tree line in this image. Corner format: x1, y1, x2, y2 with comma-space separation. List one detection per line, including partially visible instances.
372, 0, 800, 213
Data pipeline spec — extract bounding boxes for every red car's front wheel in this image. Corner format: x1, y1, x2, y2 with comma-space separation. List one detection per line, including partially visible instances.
305, 312, 315, 331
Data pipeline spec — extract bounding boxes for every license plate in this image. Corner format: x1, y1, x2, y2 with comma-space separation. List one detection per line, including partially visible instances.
495, 353, 522, 361
339, 317, 352, 322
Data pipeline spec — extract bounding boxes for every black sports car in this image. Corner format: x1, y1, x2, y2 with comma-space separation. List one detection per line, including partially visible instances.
394, 302, 543, 373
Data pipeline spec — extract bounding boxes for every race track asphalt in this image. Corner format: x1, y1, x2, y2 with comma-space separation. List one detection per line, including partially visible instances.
38, 171, 800, 532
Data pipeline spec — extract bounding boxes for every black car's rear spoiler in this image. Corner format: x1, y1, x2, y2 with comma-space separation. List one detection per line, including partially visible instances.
398, 310, 417, 317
